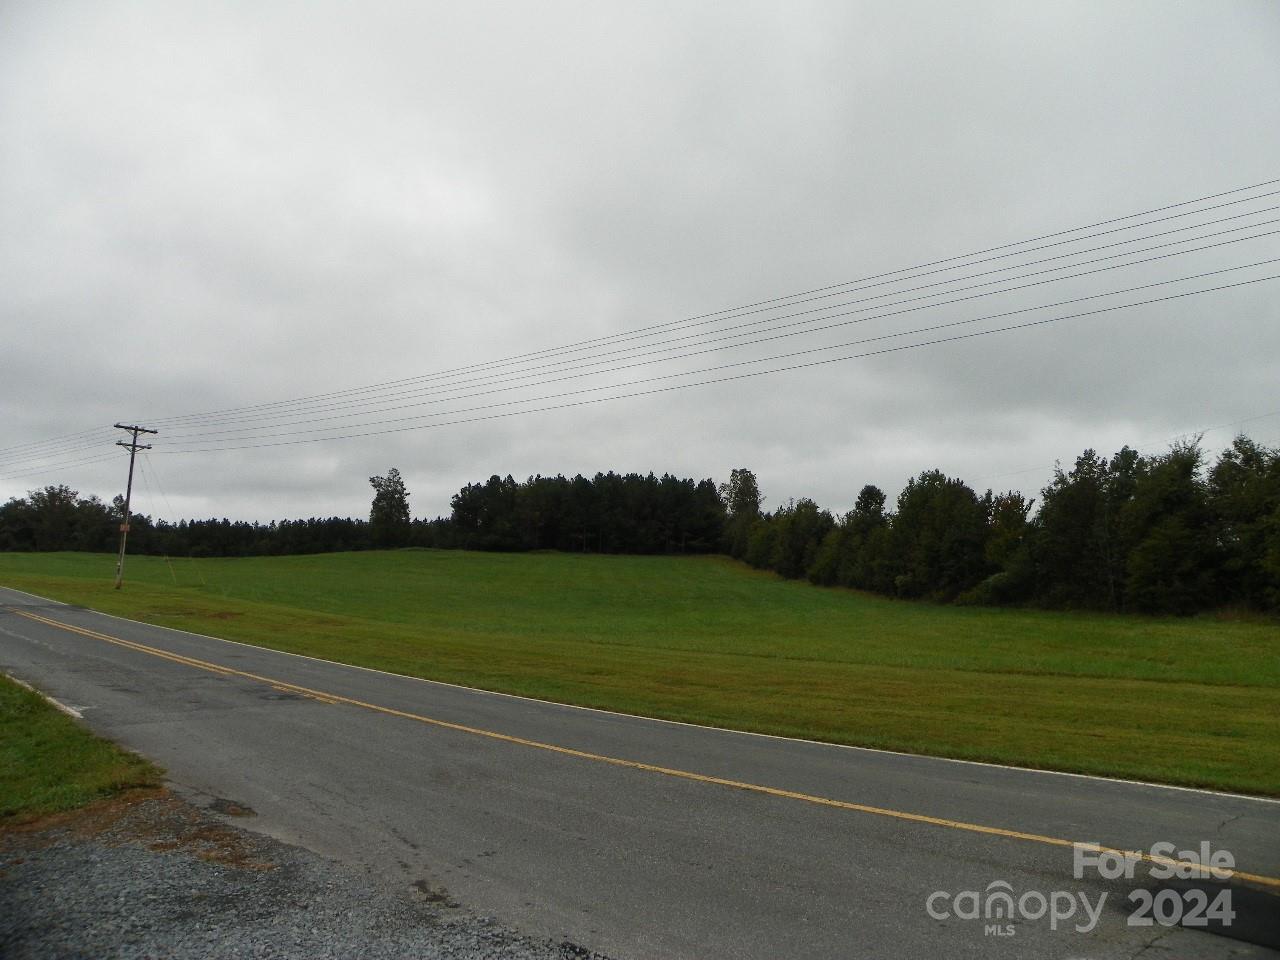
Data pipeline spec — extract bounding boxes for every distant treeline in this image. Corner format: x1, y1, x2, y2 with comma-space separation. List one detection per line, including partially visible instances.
0, 492, 379, 558
723, 436, 1279, 615
446, 472, 725, 553
2, 435, 1277, 615
0, 471, 725, 558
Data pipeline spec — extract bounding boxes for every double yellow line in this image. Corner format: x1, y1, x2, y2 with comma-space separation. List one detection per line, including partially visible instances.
9, 605, 1280, 891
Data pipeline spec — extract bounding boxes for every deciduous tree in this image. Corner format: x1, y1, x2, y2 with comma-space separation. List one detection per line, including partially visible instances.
369, 468, 411, 548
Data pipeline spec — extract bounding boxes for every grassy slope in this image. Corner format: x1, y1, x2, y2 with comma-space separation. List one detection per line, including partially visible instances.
0, 673, 161, 822
1, 550, 1277, 795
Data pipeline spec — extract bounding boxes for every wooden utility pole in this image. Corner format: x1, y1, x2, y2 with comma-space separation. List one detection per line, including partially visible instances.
113, 423, 158, 589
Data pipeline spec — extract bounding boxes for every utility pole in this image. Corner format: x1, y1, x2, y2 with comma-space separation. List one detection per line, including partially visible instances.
113, 423, 158, 589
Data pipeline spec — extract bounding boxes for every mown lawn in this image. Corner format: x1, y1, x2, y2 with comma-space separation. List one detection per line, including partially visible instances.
1, 550, 1277, 794
0, 672, 161, 823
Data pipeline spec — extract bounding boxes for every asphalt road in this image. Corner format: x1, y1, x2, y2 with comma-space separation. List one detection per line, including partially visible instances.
2, 584, 1278, 959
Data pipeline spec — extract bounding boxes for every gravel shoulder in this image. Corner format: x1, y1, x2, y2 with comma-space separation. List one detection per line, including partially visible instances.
0, 788, 610, 960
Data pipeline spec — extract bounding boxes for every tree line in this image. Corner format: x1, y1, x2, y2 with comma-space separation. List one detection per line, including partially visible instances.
445, 471, 725, 553
724, 436, 1279, 614
0, 487, 377, 557
0, 468, 725, 558
2, 435, 1277, 615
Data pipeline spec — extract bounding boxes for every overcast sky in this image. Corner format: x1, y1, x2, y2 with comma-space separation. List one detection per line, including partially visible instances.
2, 1, 1278, 524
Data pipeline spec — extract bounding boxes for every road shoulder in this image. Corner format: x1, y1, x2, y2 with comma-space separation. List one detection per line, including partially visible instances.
1, 787, 610, 959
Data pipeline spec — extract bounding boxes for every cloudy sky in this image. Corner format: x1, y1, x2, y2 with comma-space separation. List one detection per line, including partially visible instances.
2, 1, 1278, 523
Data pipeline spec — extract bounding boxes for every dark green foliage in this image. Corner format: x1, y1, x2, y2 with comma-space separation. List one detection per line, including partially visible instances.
845, 486, 894, 591
958, 491, 1036, 606
0, 486, 117, 553
720, 437, 1279, 616
1118, 443, 1218, 614
806, 485, 890, 588
766, 499, 835, 579
448, 471, 725, 554
1026, 441, 1240, 614
1030, 448, 1135, 610
0, 488, 385, 558
985, 491, 1033, 569
448, 471, 727, 552
885, 470, 991, 601
806, 527, 844, 587
747, 470, 993, 602
369, 468, 411, 548
1265, 510, 1280, 602
718, 468, 762, 558
0, 470, 724, 559
5, 434, 1278, 616
744, 517, 778, 569
1209, 436, 1280, 609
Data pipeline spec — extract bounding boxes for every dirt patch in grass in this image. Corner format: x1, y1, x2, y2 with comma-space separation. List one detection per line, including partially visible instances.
0, 787, 165, 838
0, 789, 276, 872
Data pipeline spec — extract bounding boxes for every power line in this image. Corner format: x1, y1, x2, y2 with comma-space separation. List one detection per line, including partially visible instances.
0, 451, 124, 484
0, 435, 128, 473
158, 256, 1280, 445
0, 426, 111, 456
7, 177, 1277, 473
166, 267, 1280, 446
148, 210, 1280, 433
0, 428, 118, 462
154, 272, 1280, 453
142, 177, 1280, 428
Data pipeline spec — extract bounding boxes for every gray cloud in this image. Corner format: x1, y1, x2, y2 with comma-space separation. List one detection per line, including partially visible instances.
2, 0, 1278, 524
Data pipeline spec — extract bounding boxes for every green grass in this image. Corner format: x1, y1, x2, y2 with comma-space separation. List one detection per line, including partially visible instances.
2, 550, 1278, 795
0, 672, 161, 823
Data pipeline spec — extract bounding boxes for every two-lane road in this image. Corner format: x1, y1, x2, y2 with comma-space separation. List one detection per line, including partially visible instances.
2, 584, 1277, 958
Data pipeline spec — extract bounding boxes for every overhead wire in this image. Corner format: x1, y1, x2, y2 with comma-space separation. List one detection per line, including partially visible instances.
0, 450, 125, 484
6, 177, 1278, 474
0, 434, 125, 465
147, 208, 1280, 433
157, 249, 1280, 445
154, 271, 1280, 453
141, 177, 1280, 428
0, 426, 115, 458
0, 430, 120, 467
154, 230, 1280, 443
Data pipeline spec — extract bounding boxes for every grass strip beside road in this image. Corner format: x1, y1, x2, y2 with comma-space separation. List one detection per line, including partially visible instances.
0, 673, 161, 823
1, 550, 1277, 796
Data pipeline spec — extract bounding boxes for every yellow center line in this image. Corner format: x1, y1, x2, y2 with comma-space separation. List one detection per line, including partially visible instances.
10, 606, 1280, 891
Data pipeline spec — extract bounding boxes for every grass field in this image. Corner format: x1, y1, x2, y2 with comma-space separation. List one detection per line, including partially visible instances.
0, 672, 161, 823
1, 549, 1277, 795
